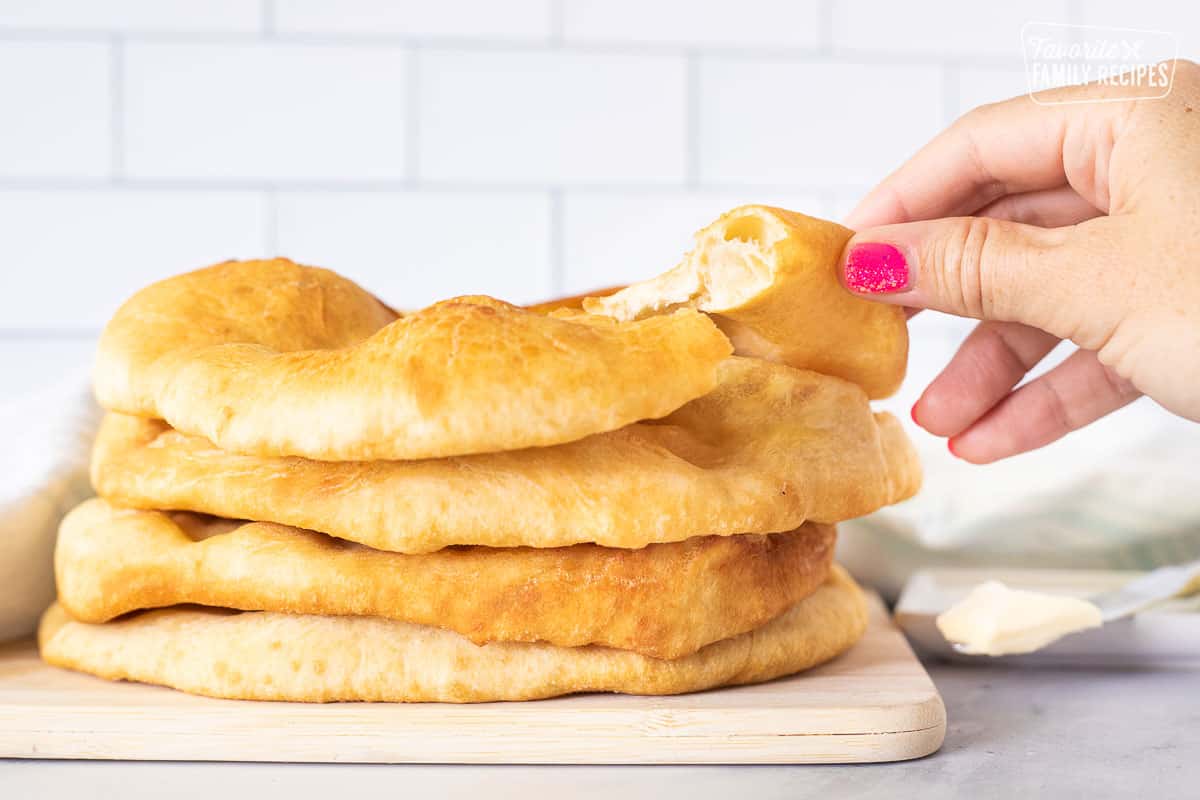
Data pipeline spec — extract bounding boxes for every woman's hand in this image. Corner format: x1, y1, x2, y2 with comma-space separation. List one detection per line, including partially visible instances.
839, 59, 1200, 464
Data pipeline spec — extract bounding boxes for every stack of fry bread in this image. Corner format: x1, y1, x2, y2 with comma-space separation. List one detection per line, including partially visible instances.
39, 205, 920, 702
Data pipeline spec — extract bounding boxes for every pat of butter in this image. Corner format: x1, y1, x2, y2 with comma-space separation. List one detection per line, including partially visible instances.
936, 581, 1103, 656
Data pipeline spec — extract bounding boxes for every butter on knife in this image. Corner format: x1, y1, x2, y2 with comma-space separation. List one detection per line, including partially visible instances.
937, 560, 1200, 657
936, 581, 1102, 656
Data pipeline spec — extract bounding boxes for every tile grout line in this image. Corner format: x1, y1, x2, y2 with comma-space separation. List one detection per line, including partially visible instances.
685, 51, 700, 189
941, 60, 961, 126
818, 0, 836, 56
0, 177, 880, 194
0, 329, 101, 340
820, 188, 841, 223
549, 0, 565, 46
549, 188, 565, 295
260, 0, 276, 37
405, 45, 421, 187
109, 34, 124, 177
262, 188, 279, 255
0, 28, 1030, 69
1066, 0, 1086, 29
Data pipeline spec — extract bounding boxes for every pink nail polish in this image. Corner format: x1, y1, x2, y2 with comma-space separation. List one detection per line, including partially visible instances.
947, 438, 959, 458
845, 242, 909, 294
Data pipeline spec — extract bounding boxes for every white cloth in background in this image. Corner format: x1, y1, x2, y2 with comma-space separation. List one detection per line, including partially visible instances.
0, 370, 98, 642
841, 396, 1200, 599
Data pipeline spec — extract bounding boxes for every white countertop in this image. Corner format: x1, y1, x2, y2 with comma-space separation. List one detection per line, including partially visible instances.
3, 660, 1195, 799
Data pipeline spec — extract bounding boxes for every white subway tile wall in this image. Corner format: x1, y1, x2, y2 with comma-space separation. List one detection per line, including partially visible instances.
0, 1, 260, 33
697, 59, 943, 185
831, 0, 1070, 57
274, 190, 553, 307
0, 190, 267, 329
275, 0, 553, 40
561, 0, 823, 49
954, 67, 1029, 119
1077, 1, 1200, 46
0, 0, 1194, 418
124, 43, 409, 180
0, 43, 110, 177
418, 50, 687, 184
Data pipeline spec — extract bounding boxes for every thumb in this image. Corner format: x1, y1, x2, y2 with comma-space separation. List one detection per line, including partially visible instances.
839, 216, 1113, 343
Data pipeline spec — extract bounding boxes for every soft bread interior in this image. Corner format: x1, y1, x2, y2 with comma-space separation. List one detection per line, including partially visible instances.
584, 205, 908, 399
586, 209, 784, 320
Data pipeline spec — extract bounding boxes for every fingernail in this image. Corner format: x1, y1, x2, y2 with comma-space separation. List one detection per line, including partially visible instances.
947, 438, 959, 458
845, 242, 909, 294
910, 403, 920, 425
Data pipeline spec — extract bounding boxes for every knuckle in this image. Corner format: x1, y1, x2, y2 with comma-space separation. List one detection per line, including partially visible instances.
979, 323, 1031, 376
1035, 376, 1076, 436
1170, 58, 1199, 82
953, 115, 1008, 204
929, 217, 997, 319
1097, 361, 1138, 401
939, 219, 1072, 327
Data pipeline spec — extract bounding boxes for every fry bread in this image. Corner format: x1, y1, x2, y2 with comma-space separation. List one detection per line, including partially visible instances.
92, 358, 921, 552
95, 259, 731, 461
40, 566, 867, 703
56, 499, 836, 659
585, 205, 908, 398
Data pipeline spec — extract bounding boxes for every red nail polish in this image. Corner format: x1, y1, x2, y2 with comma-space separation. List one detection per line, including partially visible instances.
845, 242, 909, 294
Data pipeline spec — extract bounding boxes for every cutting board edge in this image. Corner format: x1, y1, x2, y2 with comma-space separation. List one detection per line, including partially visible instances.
0, 591, 948, 764
0, 720, 947, 764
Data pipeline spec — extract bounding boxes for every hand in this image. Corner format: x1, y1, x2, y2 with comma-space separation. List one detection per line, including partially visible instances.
839, 59, 1200, 464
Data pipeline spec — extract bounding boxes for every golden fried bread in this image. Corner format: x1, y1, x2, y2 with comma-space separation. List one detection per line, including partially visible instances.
56, 499, 835, 659
39, 565, 867, 703
526, 285, 622, 313
94, 259, 731, 461
584, 206, 908, 398
92, 358, 921, 552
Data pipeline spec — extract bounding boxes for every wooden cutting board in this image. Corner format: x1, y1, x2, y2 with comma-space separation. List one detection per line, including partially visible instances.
0, 593, 944, 764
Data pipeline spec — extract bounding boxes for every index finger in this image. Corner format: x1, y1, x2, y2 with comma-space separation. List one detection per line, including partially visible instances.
844, 84, 1129, 230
